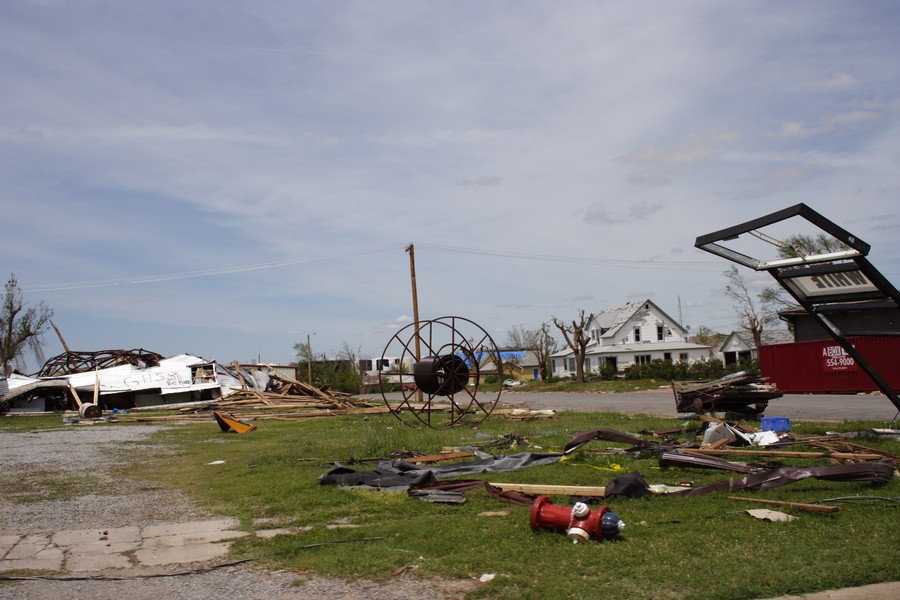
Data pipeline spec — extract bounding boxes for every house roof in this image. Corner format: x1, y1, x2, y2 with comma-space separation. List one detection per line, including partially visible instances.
717, 329, 794, 352
472, 350, 540, 367
589, 299, 687, 339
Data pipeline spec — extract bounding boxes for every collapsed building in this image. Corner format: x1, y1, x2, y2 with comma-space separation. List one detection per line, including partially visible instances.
0, 348, 264, 413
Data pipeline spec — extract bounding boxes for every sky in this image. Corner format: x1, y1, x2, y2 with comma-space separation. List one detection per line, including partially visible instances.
2, 0, 899, 373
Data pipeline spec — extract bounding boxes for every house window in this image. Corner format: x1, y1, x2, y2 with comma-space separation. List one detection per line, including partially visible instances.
663, 352, 672, 362
657, 326, 664, 341
377, 358, 390, 370
679, 353, 689, 362
635, 354, 652, 365
359, 359, 373, 372
566, 358, 576, 371
584, 357, 592, 371
633, 327, 641, 342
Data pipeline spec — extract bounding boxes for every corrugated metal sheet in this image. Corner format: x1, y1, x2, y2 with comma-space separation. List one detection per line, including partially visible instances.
759, 336, 900, 393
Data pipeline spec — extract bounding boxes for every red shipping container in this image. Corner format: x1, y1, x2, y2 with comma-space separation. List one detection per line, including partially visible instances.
759, 336, 900, 394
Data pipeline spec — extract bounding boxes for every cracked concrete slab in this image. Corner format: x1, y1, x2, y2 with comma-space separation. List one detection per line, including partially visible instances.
0, 518, 249, 573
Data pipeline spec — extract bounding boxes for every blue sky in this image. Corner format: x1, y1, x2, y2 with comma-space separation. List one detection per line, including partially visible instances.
2, 0, 898, 372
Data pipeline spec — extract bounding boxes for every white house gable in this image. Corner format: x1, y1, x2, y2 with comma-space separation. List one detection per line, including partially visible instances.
589, 300, 687, 347
554, 299, 706, 377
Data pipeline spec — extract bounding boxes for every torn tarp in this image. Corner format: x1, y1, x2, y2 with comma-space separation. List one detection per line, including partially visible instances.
604, 471, 652, 499
669, 460, 895, 497
319, 451, 563, 491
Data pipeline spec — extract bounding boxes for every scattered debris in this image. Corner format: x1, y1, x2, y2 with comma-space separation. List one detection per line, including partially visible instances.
745, 509, 795, 522
488, 483, 607, 498
727, 496, 839, 513
672, 371, 783, 416
213, 411, 257, 433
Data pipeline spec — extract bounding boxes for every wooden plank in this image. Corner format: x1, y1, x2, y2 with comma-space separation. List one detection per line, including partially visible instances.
727, 496, 839, 513
405, 451, 475, 463
685, 448, 887, 461
92, 369, 100, 405
68, 381, 83, 408
489, 483, 606, 497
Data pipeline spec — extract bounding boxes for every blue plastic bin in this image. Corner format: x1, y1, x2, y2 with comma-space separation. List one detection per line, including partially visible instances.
760, 416, 790, 432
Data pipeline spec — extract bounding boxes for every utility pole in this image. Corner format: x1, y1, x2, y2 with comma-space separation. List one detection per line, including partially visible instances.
406, 244, 423, 403
405, 244, 422, 363
307, 333, 313, 386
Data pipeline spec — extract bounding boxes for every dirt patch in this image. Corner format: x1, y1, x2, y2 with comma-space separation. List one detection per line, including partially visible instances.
0, 423, 477, 599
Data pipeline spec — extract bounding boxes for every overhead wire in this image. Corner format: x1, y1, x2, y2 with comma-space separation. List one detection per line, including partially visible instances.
416, 243, 725, 272
23, 246, 396, 293
22, 242, 899, 294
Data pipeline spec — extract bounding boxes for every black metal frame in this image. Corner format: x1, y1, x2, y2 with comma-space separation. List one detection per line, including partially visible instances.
695, 203, 900, 413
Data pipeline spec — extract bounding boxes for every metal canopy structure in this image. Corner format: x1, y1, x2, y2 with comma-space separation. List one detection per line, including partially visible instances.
695, 203, 900, 413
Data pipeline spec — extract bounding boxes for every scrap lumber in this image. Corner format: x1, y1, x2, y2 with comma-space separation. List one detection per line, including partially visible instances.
113, 406, 392, 423
405, 451, 476, 463
68, 381, 83, 409
727, 496, 839, 513
488, 483, 607, 497
672, 372, 782, 415
685, 448, 890, 462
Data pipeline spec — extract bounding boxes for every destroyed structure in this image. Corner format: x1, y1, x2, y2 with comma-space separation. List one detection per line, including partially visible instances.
0, 348, 371, 417
672, 371, 783, 417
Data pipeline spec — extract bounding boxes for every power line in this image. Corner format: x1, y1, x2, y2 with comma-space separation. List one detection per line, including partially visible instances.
417, 244, 726, 272
23, 246, 395, 293
22, 243, 900, 294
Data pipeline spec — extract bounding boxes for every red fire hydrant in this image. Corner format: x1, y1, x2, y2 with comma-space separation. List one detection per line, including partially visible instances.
530, 496, 625, 543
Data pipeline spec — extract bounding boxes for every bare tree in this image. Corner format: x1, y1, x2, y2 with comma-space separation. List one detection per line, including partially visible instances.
689, 325, 728, 358
507, 322, 557, 380
551, 310, 594, 383
723, 266, 764, 351
779, 233, 847, 258
760, 233, 849, 328
1, 274, 53, 376
336, 341, 362, 373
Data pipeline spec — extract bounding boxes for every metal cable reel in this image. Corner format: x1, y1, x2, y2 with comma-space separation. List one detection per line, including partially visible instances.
378, 316, 503, 427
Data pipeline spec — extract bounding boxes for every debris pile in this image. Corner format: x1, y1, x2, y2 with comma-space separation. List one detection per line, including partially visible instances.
672, 371, 783, 416
220, 367, 360, 410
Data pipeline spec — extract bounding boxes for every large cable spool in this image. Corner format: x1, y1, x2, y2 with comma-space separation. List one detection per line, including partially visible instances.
378, 316, 503, 427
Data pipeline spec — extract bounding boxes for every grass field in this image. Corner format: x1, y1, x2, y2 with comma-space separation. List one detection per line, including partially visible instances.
4, 410, 899, 599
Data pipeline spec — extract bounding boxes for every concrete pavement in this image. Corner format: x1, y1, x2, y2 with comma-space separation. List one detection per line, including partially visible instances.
0, 518, 251, 573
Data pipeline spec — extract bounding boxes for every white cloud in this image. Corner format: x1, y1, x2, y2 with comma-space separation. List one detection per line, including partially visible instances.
813, 73, 859, 91
772, 121, 814, 139
2, 1, 898, 363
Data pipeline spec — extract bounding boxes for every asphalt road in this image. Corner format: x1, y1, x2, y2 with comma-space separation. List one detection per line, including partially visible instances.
364, 389, 900, 423
497, 389, 900, 423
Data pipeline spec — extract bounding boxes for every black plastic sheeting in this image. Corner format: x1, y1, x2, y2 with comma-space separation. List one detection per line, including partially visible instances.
319, 451, 563, 492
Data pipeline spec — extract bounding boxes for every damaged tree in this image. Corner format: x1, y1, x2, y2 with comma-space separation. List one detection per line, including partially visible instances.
551, 310, 594, 384
1, 274, 53, 377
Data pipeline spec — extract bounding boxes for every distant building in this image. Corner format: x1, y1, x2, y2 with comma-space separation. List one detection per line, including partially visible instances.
551, 299, 710, 377
716, 329, 794, 366
778, 300, 900, 342
470, 350, 543, 383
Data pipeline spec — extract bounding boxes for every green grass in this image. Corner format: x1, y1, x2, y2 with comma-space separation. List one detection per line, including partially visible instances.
3, 411, 898, 599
